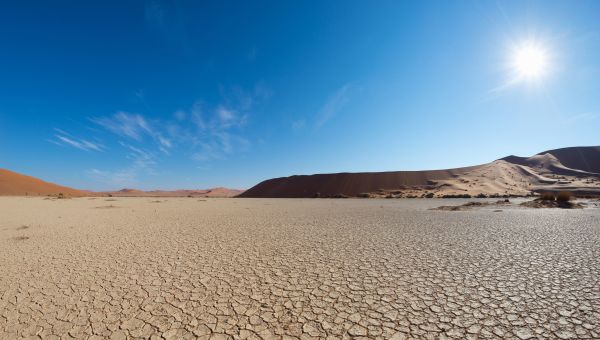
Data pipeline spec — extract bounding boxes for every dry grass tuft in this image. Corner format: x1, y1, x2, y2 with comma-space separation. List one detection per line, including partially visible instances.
556, 191, 572, 202
540, 192, 556, 201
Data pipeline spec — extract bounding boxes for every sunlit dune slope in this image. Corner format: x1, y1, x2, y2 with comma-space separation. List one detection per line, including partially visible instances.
0, 169, 87, 196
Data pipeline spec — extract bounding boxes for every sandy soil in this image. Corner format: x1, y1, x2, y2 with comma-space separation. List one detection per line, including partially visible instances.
1, 197, 599, 339
100, 188, 244, 198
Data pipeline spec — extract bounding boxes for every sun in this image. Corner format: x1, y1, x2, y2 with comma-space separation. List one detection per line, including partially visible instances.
511, 41, 549, 80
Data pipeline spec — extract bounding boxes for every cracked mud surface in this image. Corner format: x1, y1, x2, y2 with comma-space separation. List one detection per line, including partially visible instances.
1, 197, 599, 339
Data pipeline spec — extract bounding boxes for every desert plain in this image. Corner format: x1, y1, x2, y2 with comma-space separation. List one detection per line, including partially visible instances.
1, 197, 599, 340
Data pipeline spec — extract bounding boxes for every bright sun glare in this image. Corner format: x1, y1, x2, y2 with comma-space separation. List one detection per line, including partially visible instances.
512, 41, 549, 80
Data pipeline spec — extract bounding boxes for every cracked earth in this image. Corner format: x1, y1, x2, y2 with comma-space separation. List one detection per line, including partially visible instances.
1, 197, 599, 339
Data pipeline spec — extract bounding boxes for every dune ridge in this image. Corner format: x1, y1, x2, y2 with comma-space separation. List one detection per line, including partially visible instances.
240, 146, 600, 198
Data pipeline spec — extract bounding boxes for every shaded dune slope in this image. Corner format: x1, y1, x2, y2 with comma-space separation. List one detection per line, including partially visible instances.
540, 146, 600, 174
240, 166, 480, 198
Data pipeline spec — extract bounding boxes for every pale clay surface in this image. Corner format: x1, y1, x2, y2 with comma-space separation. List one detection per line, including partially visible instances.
0, 197, 599, 340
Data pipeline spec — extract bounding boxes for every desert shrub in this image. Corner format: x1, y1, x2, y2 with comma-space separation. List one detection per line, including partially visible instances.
540, 192, 555, 201
442, 194, 472, 198
424, 192, 434, 198
556, 191, 572, 202
475, 193, 487, 198
357, 193, 371, 198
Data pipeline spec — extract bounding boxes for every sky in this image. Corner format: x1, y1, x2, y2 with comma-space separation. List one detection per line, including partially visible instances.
1, 0, 599, 191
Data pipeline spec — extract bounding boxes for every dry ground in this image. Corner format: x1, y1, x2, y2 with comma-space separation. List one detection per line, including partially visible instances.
1, 197, 599, 339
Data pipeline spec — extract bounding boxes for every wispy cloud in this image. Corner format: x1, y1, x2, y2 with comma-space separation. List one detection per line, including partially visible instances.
85, 143, 157, 189
120, 142, 156, 170
92, 112, 152, 141
87, 168, 138, 188
315, 84, 353, 130
191, 132, 250, 162
50, 129, 104, 152
66, 83, 269, 188
92, 112, 172, 153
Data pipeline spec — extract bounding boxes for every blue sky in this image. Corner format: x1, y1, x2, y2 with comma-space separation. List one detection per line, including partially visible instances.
1, 1, 599, 190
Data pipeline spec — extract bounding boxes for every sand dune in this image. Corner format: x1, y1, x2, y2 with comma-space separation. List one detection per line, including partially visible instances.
240, 146, 600, 198
0, 169, 87, 196
0, 169, 242, 198
239, 166, 479, 198
539, 145, 600, 173
3, 146, 598, 198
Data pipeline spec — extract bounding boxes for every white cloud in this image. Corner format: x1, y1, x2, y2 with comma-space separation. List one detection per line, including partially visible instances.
86, 143, 157, 189
92, 111, 172, 153
87, 168, 138, 188
82, 83, 268, 180
92, 112, 152, 141
119, 142, 156, 170
52, 133, 104, 152
315, 84, 353, 129
217, 106, 236, 126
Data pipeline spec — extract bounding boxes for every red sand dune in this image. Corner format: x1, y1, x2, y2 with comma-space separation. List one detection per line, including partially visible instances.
0, 169, 87, 196
240, 146, 600, 198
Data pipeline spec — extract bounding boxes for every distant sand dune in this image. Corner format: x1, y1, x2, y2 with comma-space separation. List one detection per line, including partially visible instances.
101, 187, 243, 198
0, 169, 243, 198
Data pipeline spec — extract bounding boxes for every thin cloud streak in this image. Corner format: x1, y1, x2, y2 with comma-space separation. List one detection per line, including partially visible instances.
315, 84, 353, 130
92, 112, 173, 154
51, 133, 104, 152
